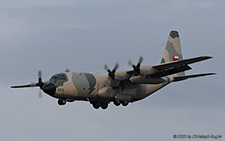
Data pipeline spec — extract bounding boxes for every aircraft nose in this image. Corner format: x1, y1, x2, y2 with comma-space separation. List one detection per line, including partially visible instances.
43, 83, 56, 96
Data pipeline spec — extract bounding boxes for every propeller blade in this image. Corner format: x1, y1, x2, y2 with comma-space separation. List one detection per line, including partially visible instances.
38, 89, 42, 98
38, 70, 42, 84
38, 70, 42, 79
128, 60, 133, 67
113, 63, 119, 72
37, 70, 44, 89
137, 56, 143, 67
31, 83, 37, 87
11, 84, 38, 88
104, 64, 109, 71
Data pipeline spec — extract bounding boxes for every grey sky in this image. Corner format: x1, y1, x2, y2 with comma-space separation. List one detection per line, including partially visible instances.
0, 0, 224, 141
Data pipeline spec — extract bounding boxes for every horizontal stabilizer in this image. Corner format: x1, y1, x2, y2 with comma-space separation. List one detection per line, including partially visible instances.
154, 56, 212, 70
150, 56, 212, 77
173, 73, 216, 82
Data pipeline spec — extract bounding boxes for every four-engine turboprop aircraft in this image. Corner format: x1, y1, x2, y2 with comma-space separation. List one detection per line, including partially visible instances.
11, 31, 215, 109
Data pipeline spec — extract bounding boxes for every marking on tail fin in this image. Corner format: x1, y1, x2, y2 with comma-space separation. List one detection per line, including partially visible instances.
172, 56, 179, 61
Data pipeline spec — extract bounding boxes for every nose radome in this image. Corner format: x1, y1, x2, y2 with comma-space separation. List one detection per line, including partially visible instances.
43, 83, 56, 96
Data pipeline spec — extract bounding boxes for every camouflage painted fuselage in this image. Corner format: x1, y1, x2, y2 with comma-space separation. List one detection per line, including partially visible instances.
50, 72, 170, 103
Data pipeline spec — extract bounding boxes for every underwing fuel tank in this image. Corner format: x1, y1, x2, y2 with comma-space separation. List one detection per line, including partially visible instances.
129, 76, 167, 84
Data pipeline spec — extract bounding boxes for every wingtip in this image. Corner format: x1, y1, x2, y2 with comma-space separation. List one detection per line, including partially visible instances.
202, 56, 213, 59
200, 72, 217, 76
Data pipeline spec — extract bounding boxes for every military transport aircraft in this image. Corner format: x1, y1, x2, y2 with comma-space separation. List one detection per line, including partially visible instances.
11, 31, 215, 109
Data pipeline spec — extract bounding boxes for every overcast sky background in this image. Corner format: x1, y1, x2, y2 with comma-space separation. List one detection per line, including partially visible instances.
0, 0, 224, 141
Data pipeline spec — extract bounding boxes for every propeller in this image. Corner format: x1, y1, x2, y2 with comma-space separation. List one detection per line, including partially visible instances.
11, 70, 56, 97
36, 70, 44, 89
128, 56, 143, 76
104, 63, 119, 80
11, 70, 45, 98
11, 70, 44, 89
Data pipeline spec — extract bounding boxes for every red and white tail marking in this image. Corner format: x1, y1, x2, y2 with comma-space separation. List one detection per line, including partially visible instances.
173, 56, 179, 61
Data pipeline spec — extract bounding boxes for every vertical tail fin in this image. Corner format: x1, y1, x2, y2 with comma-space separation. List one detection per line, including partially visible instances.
161, 31, 183, 63
161, 30, 184, 76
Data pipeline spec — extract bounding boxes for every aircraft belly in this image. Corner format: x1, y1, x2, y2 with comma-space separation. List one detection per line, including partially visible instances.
135, 82, 170, 100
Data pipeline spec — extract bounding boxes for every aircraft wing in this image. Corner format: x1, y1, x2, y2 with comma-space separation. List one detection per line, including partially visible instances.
151, 56, 212, 77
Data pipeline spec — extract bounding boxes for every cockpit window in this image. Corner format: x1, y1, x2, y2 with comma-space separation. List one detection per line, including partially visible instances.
49, 73, 68, 86
58, 75, 66, 80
